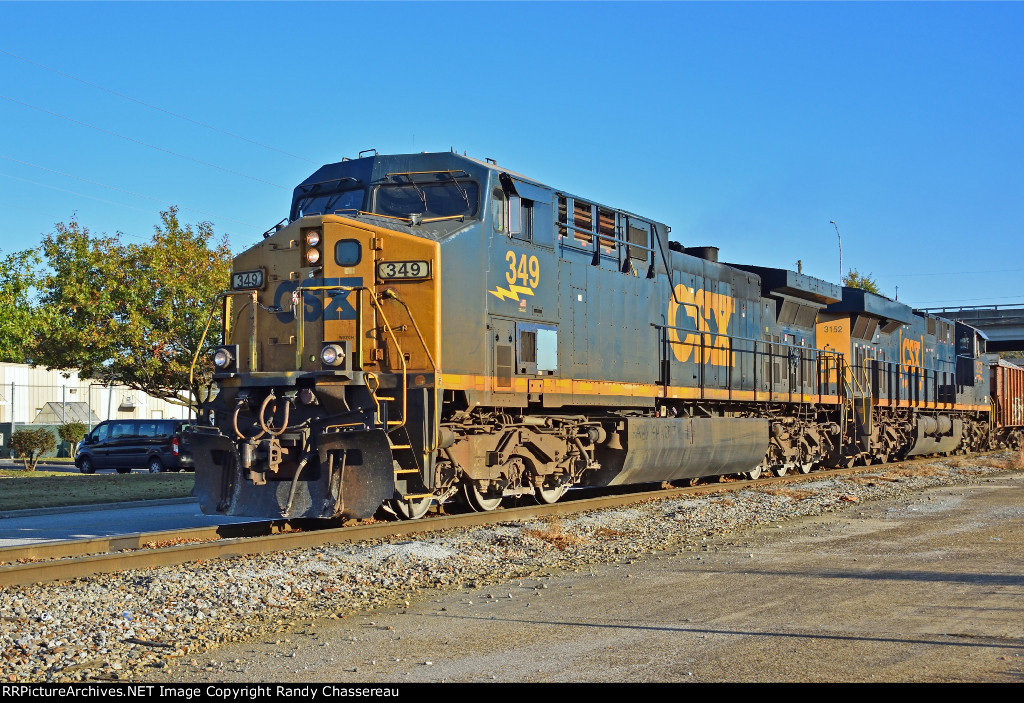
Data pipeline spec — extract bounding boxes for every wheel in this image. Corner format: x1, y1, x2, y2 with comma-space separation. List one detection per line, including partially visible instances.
116, 467, 131, 474
772, 464, 789, 477
148, 458, 163, 474
534, 483, 568, 505
798, 462, 813, 474
746, 466, 763, 480
79, 457, 95, 474
391, 495, 432, 520
461, 482, 503, 512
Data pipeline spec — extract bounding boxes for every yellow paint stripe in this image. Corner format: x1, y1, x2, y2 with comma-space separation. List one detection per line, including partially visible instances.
442, 374, 840, 405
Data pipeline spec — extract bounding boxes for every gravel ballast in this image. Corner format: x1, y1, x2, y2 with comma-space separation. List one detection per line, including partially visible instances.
1, 454, 1019, 682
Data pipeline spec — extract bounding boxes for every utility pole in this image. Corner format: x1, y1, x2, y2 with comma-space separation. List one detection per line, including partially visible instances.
829, 220, 843, 283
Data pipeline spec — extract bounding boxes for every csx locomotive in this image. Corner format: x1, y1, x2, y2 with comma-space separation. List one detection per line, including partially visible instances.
189, 150, 1022, 521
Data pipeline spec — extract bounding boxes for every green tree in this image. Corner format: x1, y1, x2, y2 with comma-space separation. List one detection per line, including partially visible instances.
0, 249, 43, 363
58, 422, 88, 457
843, 268, 883, 295
30, 207, 232, 409
11, 428, 56, 471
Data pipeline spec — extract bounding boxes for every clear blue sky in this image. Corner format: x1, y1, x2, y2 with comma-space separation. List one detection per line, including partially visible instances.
1, 1, 1021, 309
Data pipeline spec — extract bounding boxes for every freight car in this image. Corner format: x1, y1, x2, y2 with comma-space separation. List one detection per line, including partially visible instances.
188, 150, 1018, 521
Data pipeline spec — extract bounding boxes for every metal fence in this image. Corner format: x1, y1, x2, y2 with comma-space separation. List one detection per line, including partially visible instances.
0, 380, 190, 459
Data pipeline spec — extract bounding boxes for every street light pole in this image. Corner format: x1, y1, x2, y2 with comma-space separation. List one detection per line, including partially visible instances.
829, 220, 843, 283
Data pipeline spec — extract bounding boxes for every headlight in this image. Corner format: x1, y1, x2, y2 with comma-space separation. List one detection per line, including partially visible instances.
305, 229, 322, 247
212, 347, 234, 369
306, 248, 321, 265
321, 343, 346, 367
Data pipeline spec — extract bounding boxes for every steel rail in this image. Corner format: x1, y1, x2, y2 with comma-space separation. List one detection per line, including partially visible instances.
0, 455, 997, 588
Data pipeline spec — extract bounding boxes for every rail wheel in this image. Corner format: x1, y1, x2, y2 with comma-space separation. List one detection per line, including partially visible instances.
746, 466, 763, 480
462, 482, 503, 512
797, 461, 813, 474
391, 495, 433, 520
772, 464, 789, 477
534, 483, 569, 505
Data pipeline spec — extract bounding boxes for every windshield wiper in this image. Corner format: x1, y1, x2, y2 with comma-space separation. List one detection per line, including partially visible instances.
445, 170, 470, 208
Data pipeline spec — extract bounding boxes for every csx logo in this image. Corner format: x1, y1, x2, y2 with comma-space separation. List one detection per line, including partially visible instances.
666, 284, 734, 365
273, 278, 362, 323
901, 336, 922, 371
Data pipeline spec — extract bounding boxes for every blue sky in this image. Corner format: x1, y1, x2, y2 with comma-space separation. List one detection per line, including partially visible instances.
0, 1, 1021, 309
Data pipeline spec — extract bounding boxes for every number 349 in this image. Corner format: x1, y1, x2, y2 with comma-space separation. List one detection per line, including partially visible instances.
505, 251, 539, 288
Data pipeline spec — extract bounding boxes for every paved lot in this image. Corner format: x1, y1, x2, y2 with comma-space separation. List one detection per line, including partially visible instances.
144, 472, 1024, 683
0, 499, 259, 546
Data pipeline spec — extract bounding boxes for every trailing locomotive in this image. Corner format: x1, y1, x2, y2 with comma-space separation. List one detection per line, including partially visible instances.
189, 150, 1023, 521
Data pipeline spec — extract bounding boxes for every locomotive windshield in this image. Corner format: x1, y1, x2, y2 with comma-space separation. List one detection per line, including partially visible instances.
374, 181, 479, 219
294, 187, 366, 218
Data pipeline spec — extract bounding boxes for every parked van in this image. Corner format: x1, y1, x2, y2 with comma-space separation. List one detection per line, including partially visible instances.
75, 419, 193, 474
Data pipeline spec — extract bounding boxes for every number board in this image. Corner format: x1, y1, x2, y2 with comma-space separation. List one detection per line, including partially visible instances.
376, 260, 431, 280
232, 269, 264, 290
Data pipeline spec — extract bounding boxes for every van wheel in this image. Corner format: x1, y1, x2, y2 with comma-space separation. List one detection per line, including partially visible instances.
116, 467, 131, 474
148, 458, 163, 474
79, 457, 95, 474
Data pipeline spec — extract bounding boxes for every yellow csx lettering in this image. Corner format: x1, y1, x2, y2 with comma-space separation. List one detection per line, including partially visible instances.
667, 284, 734, 365
901, 336, 922, 371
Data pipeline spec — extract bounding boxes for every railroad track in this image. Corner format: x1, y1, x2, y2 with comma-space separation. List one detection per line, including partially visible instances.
0, 457, 979, 588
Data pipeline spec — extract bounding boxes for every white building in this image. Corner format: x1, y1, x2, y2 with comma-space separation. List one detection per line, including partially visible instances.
0, 362, 190, 436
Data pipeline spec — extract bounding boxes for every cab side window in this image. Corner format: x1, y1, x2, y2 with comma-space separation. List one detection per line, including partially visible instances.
492, 187, 507, 234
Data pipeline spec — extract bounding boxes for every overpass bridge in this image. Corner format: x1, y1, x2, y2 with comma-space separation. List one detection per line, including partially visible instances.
920, 304, 1024, 352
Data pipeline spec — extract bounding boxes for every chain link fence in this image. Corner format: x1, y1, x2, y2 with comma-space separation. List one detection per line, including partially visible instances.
0, 380, 190, 459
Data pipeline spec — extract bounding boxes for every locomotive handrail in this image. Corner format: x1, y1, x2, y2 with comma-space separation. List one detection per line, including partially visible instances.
379, 289, 442, 453
187, 289, 259, 406
652, 321, 844, 402
652, 322, 844, 356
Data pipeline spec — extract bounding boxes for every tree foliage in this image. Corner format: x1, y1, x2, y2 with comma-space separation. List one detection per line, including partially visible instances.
843, 268, 883, 295
0, 249, 43, 363
11, 428, 56, 471
58, 422, 88, 449
6, 207, 232, 408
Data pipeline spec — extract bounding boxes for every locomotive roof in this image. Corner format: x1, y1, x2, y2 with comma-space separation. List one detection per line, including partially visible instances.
826, 286, 915, 324
291, 151, 669, 232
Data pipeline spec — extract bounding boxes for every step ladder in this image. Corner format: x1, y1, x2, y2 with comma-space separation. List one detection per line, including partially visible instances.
364, 292, 439, 503
841, 358, 873, 455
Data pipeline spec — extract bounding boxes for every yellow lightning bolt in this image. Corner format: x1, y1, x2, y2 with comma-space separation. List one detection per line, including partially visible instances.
488, 285, 535, 301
